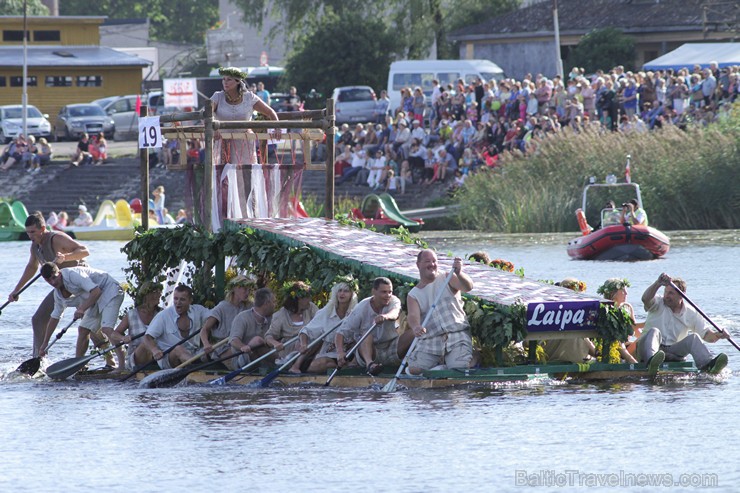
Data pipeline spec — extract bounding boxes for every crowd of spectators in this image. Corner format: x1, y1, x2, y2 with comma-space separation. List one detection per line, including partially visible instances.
330, 62, 740, 195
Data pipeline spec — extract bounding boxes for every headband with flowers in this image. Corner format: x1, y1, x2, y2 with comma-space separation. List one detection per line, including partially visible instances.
135, 280, 162, 304
218, 66, 248, 80
332, 274, 359, 293
558, 278, 587, 293
281, 280, 311, 300
226, 275, 257, 292
597, 278, 631, 298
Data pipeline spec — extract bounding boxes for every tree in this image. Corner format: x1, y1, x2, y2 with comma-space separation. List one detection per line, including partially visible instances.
284, 12, 399, 98
0, 0, 49, 15
59, 0, 219, 45
232, 0, 518, 60
566, 28, 636, 74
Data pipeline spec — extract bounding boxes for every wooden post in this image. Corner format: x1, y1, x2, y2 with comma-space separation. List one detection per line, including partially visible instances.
203, 101, 215, 232
324, 98, 336, 219
139, 104, 149, 229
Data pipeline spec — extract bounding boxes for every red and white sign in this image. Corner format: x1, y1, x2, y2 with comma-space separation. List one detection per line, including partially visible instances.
163, 78, 197, 108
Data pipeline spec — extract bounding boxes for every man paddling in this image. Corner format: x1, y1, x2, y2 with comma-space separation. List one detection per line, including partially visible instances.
6, 212, 97, 357
137, 284, 210, 369
226, 288, 276, 370
335, 277, 413, 375
406, 250, 474, 374
638, 273, 729, 374
40, 262, 125, 370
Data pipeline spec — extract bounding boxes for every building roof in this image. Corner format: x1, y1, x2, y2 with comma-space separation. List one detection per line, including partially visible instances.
0, 46, 151, 68
644, 42, 740, 71
449, 0, 736, 39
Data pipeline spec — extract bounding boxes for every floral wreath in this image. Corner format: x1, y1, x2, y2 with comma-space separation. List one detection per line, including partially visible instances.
218, 66, 248, 80
597, 278, 631, 298
281, 280, 312, 300
332, 274, 359, 293
558, 278, 587, 293
134, 280, 162, 304
490, 258, 515, 272
226, 275, 257, 291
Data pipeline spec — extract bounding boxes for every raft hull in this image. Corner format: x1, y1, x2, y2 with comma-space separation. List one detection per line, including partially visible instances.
567, 224, 670, 261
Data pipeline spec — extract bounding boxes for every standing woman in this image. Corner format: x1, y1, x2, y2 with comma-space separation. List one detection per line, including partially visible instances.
151, 185, 165, 224
210, 67, 281, 223
265, 281, 318, 370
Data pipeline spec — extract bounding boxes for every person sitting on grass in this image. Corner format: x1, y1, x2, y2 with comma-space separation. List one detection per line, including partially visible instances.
70, 132, 92, 166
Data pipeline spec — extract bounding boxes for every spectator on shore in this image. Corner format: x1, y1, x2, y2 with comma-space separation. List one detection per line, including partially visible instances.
73, 205, 93, 227
54, 211, 69, 231
175, 209, 188, 224
90, 132, 107, 166
70, 133, 91, 167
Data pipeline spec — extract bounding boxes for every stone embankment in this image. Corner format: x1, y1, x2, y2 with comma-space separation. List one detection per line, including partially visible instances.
0, 140, 444, 217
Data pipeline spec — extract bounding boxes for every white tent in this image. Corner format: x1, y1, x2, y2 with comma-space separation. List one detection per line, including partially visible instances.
643, 43, 740, 71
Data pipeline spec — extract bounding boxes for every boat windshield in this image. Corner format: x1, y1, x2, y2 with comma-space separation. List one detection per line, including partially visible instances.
601, 208, 622, 227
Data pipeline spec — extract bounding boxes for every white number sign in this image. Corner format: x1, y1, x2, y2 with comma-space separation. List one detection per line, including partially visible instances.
138, 116, 162, 149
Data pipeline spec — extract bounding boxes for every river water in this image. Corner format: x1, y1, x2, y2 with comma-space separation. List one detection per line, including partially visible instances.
1, 232, 738, 493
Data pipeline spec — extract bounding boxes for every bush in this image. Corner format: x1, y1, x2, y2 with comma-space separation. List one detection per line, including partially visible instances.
458, 109, 740, 232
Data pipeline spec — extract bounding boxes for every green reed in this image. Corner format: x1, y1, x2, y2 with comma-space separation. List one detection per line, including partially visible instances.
458, 108, 740, 232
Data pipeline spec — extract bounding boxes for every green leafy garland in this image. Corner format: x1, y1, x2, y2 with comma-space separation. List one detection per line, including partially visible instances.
122, 224, 632, 364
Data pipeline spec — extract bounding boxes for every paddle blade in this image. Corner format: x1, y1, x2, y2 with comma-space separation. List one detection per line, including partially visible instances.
381, 377, 399, 392
209, 375, 228, 386
16, 357, 42, 375
252, 369, 281, 388
45, 355, 94, 380
138, 368, 189, 389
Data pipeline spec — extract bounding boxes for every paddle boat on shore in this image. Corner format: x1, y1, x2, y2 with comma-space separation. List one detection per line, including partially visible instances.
349, 193, 423, 232
567, 181, 670, 261
64, 199, 139, 241
0, 199, 29, 241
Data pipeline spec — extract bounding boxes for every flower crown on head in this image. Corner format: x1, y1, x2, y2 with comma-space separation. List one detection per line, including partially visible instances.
558, 278, 587, 293
135, 280, 162, 304
281, 280, 311, 300
333, 274, 359, 293
226, 275, 256, 293
597, 278, 631, 298
218, 66, 248, 80
490, 258, 515, 272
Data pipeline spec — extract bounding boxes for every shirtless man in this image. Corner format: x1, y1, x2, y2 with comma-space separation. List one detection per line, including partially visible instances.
137, 285, 210, 369
406, 250, 474, 374
6, 212, 96, 357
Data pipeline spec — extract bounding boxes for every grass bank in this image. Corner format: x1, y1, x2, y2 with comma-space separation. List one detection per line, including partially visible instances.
458, 107, 740, 232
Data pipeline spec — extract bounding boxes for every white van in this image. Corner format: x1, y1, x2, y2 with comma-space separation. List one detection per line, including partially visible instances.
387, 59, 505, 113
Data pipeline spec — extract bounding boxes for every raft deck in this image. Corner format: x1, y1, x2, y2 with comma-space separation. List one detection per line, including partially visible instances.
228, 217, 607, 338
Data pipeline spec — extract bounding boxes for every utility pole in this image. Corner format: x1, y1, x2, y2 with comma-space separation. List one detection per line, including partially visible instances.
553, 0, 564, 78
22, 0, 28, 136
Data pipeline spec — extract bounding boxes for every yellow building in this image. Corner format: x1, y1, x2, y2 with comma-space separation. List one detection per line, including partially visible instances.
0, 16, 149, 119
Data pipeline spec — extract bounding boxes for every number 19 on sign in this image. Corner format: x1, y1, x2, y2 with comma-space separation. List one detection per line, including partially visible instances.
138, 116, 163, 149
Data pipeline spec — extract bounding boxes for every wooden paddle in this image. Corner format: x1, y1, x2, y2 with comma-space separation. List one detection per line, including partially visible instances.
669, 280, 740, 352
208, 335, 300, 386
324, 322, 379, 386
253, 321, 343, 388
45, 332, 145, 380
16, 318, 76, 375
140, 346, 247, 389
382, 269, 455, 392
0, 273, 42, 316
137, 338, 229, 388
119, 328, 202, 382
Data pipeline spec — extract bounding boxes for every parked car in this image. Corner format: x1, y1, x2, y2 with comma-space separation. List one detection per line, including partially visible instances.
332, 86, 377, 124
53, 104, 115, 141
92, 91, 162, 140
0, 105, 52, 143
269, 93, 291, 113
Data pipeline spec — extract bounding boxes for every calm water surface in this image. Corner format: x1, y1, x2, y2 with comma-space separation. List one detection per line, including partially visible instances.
1, 233, 738, 493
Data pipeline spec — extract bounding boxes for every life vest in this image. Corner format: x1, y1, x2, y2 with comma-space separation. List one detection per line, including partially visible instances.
576, 208, 592, 235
